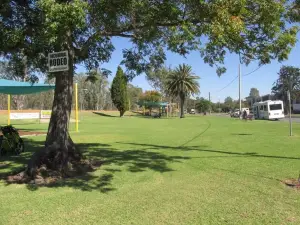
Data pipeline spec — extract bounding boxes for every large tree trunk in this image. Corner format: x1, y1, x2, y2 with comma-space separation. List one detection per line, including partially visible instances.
26, 51, 82, 178
180, 95, 185, 118
120, 110, 125, 117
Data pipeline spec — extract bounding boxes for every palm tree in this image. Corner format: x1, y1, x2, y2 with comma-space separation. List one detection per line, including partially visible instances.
166, 64, 200, 118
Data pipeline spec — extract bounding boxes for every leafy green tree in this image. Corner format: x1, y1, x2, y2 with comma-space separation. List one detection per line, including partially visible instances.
272, 66, 300, 112
224, 96, 235, 110
186, 98, 198, 112
74, 71, 110, 111
195, 98, 211, 113
127, 84, 143, 111
1, 0, 298, 177
146, 66, 172, 96
111, 67, 129, 117
249, 88, 260, 99
167, 64, 200, 118
288, 0, 300, 22
224, 97, 233, 104
139, 90, 162, 114
86, 69, 110, 111
246, 87, 260, 106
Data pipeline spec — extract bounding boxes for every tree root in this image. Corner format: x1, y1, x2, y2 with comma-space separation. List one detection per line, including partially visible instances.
7, 159, 103, 185
7, 144, 103, 185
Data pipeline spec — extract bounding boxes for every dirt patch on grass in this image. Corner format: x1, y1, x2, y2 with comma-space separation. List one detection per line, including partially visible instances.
282, 179, 300, 189
19, 131, 46, 137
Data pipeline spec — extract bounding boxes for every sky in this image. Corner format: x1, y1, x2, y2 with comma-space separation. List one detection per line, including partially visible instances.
76, 34, 300, 103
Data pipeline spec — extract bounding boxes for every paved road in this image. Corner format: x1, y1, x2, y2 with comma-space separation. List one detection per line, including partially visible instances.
282, 117, 300, 123
218, 113, 300, 123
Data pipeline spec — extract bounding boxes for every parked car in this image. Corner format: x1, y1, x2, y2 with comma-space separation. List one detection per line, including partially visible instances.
230, 109, 240, 118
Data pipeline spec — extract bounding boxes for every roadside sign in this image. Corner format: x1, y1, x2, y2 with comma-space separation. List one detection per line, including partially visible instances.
10, 112, 40, 120
48, 51, 69, 72
40, 110, 52, 119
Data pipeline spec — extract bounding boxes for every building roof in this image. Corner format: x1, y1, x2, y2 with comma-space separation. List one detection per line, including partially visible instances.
137, 101, 169, 107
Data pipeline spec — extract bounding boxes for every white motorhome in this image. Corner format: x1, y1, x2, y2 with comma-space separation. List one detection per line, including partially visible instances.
241, 108, 250, 115
252, 100, 284, 120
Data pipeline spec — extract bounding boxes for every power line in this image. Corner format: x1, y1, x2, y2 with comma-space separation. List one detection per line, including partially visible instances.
217, 65, 263, 92
217, 65, 263, 93
217, 75, 238, 92
243, 66, 262, 77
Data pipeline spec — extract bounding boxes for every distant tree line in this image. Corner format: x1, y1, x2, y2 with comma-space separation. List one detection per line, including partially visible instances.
0, 62, 143, 111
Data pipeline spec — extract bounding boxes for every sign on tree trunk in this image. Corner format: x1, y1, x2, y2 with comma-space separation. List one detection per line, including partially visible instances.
48, 51, 69, 73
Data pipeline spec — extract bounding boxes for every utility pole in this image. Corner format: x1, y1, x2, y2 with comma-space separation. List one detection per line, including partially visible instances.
209, 92, 211, 114
239, 63, 242, 117
288, 76, 293, 136
287, 90, 292, 136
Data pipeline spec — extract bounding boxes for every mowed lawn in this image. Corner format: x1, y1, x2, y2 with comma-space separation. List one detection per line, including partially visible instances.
1, 112, 300, 225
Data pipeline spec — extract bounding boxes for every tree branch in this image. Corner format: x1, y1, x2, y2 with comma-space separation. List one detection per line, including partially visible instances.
77, 20, 190, 57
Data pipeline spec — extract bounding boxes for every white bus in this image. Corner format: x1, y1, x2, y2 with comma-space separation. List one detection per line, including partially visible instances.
253, 100, 284, 120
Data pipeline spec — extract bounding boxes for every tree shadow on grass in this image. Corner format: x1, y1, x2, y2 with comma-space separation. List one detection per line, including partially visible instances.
1, 140, 190, 192
211, 167, 282, 182
4, 138, 297, 193
116, 142, 201, 151
27, 173, 116, 193
0, 138, 43, 178
118, 142, 300, 161
93, 112, 118, 117
79, 143, 190, 173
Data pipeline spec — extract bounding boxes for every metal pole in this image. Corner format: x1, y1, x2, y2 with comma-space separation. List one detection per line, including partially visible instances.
287, 90, 292, 136
209, 92, 211, 114
239, 63, 242, 116
167, 104, 169, 118
7, 94, 10, 125
75, 83, 79, 132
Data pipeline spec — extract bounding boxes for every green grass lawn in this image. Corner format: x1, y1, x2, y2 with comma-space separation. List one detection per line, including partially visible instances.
1, 112, 300, 225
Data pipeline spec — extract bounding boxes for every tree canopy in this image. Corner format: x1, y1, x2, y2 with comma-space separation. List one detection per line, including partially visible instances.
1, 0, 298, 78
127, 84, 143, 110
249, 88, 260, 98
288, 0, 300, 22
75, 71, 111, 111
138, 90, 162, 114
224, 96, 234, 104
146, 66, 172, 96
139, 90, 162, 103
195, 98, 211, 113
272, 66, 300, 111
